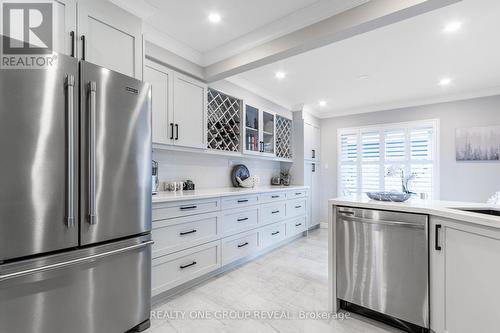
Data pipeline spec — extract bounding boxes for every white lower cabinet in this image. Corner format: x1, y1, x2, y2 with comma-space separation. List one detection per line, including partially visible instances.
151, 187, 309, 298
286, 216, 307, 237
222, 207, 259, 236
152, 240, 221, 296
152, 212, 220, 258
259, 222, 286, 249
222, 230, 259, 265
430, 217, 500, 333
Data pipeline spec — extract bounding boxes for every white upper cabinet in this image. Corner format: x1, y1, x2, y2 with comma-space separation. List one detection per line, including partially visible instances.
244, 105, 276, 157
172, 73, 207, 149
52, 0, 77, 56
144, 62, 207, 149
78, 0, 143, 79
144, 62, 173, 145
304, 122, 320, 161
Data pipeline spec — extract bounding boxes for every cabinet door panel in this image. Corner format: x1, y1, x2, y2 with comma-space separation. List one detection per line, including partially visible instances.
78, 0, 142, 78
144, 64, 172, 145
53, 0, 76, 56
313, 125, 321, 160
173, 73, 206, 149
304, 122, 314, 160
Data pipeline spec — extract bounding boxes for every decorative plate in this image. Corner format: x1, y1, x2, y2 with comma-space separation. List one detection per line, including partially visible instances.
366, 191, 411, 202
231, 164, 250, 187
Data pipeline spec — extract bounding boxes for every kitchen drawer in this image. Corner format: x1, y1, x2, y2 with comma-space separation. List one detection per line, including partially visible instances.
287, 189, 308, 199
260, 202, 286, 225
221, 194, 259, 209
259, 222, 286, 249
152, 198, 221, 220
286, 216, 307, 237
152, 240, 221, 296
152, 212, 221, 258
222, 230, 258, 265
286, 199, 307, 218
222, 207, 259, 236
259, 191, 286, 203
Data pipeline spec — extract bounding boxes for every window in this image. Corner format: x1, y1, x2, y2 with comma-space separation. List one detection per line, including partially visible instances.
338, 120, 438, 198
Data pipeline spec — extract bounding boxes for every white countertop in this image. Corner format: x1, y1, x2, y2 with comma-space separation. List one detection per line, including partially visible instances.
153, 185, 309, 203
330, 196, 500, 229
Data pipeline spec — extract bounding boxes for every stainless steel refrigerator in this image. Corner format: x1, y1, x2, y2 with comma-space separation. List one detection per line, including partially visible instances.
0, 51, 152, 333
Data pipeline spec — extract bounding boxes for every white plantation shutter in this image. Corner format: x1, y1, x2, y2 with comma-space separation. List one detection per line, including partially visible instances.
338, 120, 438, 198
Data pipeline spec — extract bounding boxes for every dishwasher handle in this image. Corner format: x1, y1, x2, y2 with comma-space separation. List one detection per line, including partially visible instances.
341, 214, 425, 229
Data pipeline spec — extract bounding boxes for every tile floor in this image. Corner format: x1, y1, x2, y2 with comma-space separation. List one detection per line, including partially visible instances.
148, 229, 400, 333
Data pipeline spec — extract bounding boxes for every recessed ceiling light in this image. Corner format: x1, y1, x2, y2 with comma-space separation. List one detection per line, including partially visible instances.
275, 71, 286, 80
439, 77, 452, 86
358, 74, 369, 80
319, 100, 327, 107
443, 21, 463, 33
208, 12, 221, 23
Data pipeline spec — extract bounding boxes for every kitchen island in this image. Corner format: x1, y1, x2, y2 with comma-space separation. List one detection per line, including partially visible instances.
329, 197, 500, 333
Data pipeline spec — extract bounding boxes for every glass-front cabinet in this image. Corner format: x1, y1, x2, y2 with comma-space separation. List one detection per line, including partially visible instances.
244, 104, 275, 156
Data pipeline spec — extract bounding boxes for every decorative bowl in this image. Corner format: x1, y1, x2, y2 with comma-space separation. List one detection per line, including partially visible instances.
366, 191, 411, 202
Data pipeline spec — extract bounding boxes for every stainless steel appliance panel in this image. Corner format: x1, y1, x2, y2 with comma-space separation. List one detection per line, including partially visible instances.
80, 61, 152, 245
0, 54, 79, 261
0, 235, 152, 333
336, 207, 429, 328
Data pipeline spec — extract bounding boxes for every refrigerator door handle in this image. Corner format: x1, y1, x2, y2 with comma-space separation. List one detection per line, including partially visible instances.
89, 81, 97, 225
0, 241, 154, 282
66, 74, 76, 228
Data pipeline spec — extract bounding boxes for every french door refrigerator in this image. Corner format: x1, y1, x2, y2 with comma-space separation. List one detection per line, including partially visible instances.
0, 52, 153, 333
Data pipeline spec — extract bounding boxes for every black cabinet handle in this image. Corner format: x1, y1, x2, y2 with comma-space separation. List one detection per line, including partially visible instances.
312, 149, 315, 159
80, 35, 86, 60
170, 123, 174, 140
70, 31, 75, 57
237, 242, 249, 248
237, 217, 248, 222
180, 261, 197, 269
312, 163, 316, 172
295, 205, 302, 209
180, 229, 197, 236
237, 199, 249, 203
180, 205, 197, 210
295, 223, 302, 227
435, 224, 442, 251
175, 124, 179, 140
272, 195, 280, 198
271, 210, 280, 214
271, 231, 280, 236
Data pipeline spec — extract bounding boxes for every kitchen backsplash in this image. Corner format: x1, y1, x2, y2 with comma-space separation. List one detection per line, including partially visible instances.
153, 149, 282, 189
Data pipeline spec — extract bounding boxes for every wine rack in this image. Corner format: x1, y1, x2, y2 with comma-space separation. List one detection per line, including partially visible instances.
207, 88, 242, 152
276, 115, 292, 159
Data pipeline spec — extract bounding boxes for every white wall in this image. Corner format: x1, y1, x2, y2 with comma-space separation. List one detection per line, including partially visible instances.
320, 95, 500, 223
153, 150, 281, 189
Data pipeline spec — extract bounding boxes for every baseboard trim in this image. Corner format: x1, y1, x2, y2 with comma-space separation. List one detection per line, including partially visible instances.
152, 232, 306, 307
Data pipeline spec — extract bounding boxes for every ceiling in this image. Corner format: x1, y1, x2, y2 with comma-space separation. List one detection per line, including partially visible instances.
109, 0, 367, 65
229, 0, 500, 118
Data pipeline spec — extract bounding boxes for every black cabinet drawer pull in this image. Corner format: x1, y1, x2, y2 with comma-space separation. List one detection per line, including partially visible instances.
312, 149, 315, 159
180, 229, 197, 236
295, 223, 302, 227
80, 35, 86, 60
170, 123, 174, 140
272, 195, 280, 198
295, 192, 302, 195
175, 124, 179, 140
271, 231, 280, 236
271, 210, 280, 214
70, 31, 75, 57
180, 205, 197, 210
237, 199, 249, 203
237, 217, 248, 222
180, 261, 197, 269
435, 224, 442, 251
295, 205, 302, 209
237, 242, 249, 248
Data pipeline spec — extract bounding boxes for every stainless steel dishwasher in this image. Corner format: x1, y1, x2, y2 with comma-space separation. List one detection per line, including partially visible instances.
336, 207, 429, 333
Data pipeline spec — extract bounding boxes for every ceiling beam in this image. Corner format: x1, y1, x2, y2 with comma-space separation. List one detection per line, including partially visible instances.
204, 0, 461, 82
